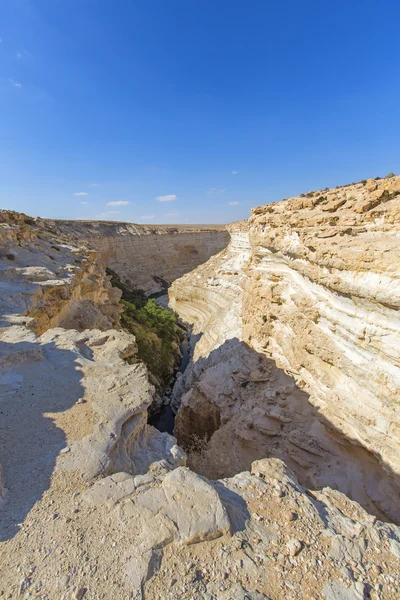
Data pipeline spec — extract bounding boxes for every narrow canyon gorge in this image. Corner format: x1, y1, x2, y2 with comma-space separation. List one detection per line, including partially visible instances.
0, 175, 399, 600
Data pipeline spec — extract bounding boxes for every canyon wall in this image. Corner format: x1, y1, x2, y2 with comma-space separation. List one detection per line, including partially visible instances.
169, 175, 400, 524
1, 206, 400, 599
0, 210, 185, 536
51, 220, 230, 294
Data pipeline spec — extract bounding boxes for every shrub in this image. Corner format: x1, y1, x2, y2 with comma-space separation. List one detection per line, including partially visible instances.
107, 268, 182, 389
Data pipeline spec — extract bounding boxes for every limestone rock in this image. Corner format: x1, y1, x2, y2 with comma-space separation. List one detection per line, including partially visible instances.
82, 473, 136, 507
323, 581, 365, 600
169, 176, 400, 523
133, 467, 231, 545
1, 185, 400, 600
52, 219, 230, 294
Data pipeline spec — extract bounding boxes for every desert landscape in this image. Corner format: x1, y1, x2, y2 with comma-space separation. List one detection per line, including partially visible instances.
0, 175, 399, 599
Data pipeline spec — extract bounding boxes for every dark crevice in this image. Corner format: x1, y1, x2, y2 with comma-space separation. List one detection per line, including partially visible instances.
148, 332, 191, 435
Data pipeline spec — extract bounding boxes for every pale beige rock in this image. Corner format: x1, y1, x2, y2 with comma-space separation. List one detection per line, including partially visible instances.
169, 176, 400, 523
51, 219, 230, 294
1, 191, 400, 600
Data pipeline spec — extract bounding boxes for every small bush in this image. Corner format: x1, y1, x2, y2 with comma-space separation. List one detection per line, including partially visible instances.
385, 172, 395, 179
107, 268, 182, 389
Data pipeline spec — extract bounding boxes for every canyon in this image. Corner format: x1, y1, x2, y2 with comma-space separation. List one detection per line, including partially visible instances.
51, 219, 229, 295
0, 175, 399, 600
169, 176, 400, 525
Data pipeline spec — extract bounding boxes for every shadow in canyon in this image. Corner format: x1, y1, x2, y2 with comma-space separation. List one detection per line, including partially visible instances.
0, 339, 84, 541
173, 337, 400, 525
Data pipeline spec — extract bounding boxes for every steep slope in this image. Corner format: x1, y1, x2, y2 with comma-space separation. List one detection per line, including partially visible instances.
169, 175, 400, 524
0, 211, 184, 541
51, 219, 230, 294
1, 202, 400, 600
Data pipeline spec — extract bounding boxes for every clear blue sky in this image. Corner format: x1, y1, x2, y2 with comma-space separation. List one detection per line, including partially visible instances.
1, 0, 399, 224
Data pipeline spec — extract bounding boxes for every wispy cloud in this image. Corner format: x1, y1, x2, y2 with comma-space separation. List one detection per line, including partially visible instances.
9, 78, 22, 88
164, 211, 180, 217
139, 215, 155, 220
155, 194, 176, 202
74, 191, 88, 196
207, 188, 226, 194
88, 183, 100, 187
107, 200, 130, 206
232, 170, 238, 175
228, 201, 240, 206
80, 201, 88, 205
16, 50, 32, 60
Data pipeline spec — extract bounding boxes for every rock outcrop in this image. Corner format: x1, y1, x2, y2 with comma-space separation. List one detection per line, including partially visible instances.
0, 211, 122, 334
51, 220, 230, 294
1, 453, 400, 599
169, 176, 400, 524
1, 183, 400, 600
0, 211, 184, 543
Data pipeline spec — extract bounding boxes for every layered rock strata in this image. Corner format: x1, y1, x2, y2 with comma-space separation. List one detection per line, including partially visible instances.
52, 219, 230, 294
169, 176, 400, 524
0, 195, 400, 599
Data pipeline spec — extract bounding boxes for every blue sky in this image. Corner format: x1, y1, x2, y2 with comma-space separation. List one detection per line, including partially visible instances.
1, 0, 399, 224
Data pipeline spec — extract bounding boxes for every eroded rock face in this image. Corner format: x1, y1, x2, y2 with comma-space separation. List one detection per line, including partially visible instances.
0, 211, 122, 334
51, 219, 230, 294
1, 195, 400, 600
169, 176, 400, 524
0, 211, 185, 542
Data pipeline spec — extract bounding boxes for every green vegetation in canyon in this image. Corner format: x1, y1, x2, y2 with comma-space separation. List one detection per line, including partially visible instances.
107, 269, 182, 389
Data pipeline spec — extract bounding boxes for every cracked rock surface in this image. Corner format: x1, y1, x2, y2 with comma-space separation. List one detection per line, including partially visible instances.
1, 192, 400, 600
169, 176, 400, 524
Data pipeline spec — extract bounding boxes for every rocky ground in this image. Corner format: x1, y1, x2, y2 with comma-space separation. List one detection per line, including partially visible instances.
1, 457, 400, 599
1, 182, 400, 600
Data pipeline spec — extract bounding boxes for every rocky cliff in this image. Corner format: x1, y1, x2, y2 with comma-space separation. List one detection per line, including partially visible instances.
1, 196, 400, 600
0, 211, 185, 536
51, 220, 230, 294
170, 175, 400, 524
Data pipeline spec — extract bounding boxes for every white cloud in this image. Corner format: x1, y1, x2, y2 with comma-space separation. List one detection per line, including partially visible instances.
164, 211, 180, 217
9, 78, 22, 88
88, 183, 99, 187
139, 215, 155, 220
74, 191, 88, 196
155, 194, 176, 202
80, 201, 88, 205
228, 201, 240, 206
232, 170, 238, 175
107, 200, 130, 206
207, 188, 226, 194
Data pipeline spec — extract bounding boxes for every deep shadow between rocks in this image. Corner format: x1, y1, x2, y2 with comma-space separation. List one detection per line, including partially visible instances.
173, 337, 400, 525
211, 481, 251, 534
